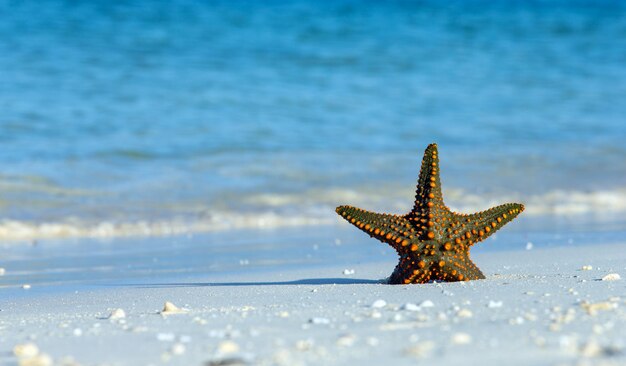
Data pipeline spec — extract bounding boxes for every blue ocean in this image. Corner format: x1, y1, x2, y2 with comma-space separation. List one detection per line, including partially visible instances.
1, 0, 626, 242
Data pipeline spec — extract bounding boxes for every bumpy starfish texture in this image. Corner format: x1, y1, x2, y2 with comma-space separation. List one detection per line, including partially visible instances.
336, 143, 524, 284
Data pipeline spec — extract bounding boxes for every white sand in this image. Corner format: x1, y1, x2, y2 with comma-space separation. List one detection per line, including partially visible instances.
1, 243, 625, 366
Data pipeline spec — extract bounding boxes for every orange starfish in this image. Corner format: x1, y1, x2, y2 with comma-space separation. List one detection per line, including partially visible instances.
336, 143, 524, 284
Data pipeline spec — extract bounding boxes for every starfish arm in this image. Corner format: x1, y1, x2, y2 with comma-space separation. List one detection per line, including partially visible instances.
411, 143, 443, 215
336, 205, 415, 250
389, 259, 432, 284
440, 254, 485, 281
453, 203, 524, 246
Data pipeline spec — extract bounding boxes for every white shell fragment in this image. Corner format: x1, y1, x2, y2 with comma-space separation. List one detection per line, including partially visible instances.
581, 301, 618, 316
402, 303, 421, 312
457, 309, 473, 318
309, 317, 330, 325
371, 299, 387, 308
161, 301, 188, 315
13, 343, 39, 358
217, 340, 240, 354
13, 343, 52, 366
171, 343, 186, 355
420, 300, 434, 308
601, 273, 620, 281
451, 333, 472, 345
108, 308, 126, 320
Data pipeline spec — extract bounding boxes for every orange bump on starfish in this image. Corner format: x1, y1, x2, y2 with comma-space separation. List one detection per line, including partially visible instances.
336, 143, 524, 284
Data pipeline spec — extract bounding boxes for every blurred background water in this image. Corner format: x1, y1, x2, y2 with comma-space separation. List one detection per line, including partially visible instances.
1, 0, 625, 241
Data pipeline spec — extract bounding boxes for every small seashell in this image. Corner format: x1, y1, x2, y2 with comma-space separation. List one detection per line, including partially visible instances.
457, 309, 473, 318
371, 299, 387, 308
420, 300, 434, 308
13, 343, 39, 358
217, 340, 240, 354
161, 301, 188, 315
581, 301, 617, 316
171, 343, 186, 355
601, 273, 620, 281
451, 332, 472, 345
402, 303, 421, 312
108, 308, 126, 320
309, 317, 330, 325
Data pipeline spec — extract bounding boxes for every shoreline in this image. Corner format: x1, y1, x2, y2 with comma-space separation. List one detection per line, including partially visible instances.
3, 222, 626, 292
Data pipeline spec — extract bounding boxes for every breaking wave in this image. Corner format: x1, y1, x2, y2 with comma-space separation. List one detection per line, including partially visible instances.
0, 187, 625, 241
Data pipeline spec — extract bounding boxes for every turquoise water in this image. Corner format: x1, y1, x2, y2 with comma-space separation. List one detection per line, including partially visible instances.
1, 0, 626, 240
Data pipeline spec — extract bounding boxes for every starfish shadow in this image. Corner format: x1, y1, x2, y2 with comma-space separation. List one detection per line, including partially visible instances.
113, 278, 383, 288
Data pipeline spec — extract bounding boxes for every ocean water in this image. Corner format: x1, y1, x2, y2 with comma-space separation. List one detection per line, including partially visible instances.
1, 0, 626, 241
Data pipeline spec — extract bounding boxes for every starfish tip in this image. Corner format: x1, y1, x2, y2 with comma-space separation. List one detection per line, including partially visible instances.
335, 205, 351, 216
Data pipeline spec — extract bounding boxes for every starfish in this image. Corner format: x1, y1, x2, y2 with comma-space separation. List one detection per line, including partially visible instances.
336, 143, 524, 284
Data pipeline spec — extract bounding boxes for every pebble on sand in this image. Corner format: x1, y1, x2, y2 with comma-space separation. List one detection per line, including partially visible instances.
451, 333, 472, 345
371, 299, 387, 308
456, 309, 473, 318
420, 300, 434, 308
13, 343, 53, 366
581, 301, 618, 316
309, 317, 330, 325
108, 308, 126, 320
217, 340, 240, 355
336, 333, 356, 347
13, 343, 39, 358
601, 273, 621, 281
401, 303, 421, 312
161, 301, 188, 315
405, 341, 435, 358
156, 333, 176, 342
19, 354, 52, 366
171, 343, 186, 355
580, 340, 603, 358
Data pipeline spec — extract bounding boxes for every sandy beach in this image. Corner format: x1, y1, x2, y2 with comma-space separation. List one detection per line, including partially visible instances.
2, 1, 626, 365
2, 228, 624, 366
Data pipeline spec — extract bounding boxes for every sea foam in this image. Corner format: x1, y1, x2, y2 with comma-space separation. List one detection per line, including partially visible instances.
0, 187, 624, 241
